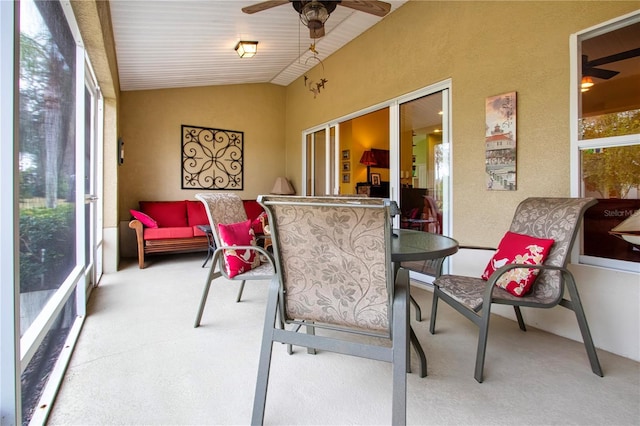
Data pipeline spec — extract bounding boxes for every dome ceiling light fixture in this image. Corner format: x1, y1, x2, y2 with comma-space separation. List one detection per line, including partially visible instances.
242, 0, 391, 40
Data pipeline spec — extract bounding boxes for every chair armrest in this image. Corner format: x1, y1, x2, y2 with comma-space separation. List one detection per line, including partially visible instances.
212, 244, 276, 279
482, 262, 570, 305
459, 245, 496, 251
433, 245, 496, 278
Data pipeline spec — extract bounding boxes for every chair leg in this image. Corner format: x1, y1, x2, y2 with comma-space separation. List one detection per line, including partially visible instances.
474, 309, 492, 383
410, 327, 427, 377
410, 295, 422, 322
429, 287, 440, 334
514, 306, 527, 331
305, 322, 317, 355
236, 280, 246, 302
391, 268, 409, 425
563, 274, 604, 377
251, 278, 280, 426
194, 264, 221, 328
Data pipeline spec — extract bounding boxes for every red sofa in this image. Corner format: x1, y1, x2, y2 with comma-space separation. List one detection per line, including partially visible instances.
129, 199, 265, 268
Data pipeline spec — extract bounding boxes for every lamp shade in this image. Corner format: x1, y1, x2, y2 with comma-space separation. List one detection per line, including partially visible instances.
271, 177, 295, 195
359, 150, 377, 166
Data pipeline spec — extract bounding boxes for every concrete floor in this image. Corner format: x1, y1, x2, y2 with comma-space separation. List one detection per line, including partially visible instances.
48, 252, 640, 425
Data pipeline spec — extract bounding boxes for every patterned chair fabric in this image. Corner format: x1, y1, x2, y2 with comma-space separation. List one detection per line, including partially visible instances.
267, 195, 392, 333
430, 197, 603, 383
196, 193, 248, 248
252, 195, 409, 425
193, 193, 275, 327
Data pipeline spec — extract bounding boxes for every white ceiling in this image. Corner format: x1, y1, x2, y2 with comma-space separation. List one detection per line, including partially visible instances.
109, 0, 407, 92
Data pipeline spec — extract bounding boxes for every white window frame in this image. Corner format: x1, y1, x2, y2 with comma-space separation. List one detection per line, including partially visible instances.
569, 10, 640, 274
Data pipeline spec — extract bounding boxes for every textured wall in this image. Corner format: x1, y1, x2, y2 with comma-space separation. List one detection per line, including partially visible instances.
119, 84, 286, 219
283, 0, 639, 246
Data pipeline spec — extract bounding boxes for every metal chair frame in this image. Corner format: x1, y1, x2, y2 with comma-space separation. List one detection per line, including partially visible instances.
251, 195, 410, 425
429, 197, 603, 382
193, 193, 276, 327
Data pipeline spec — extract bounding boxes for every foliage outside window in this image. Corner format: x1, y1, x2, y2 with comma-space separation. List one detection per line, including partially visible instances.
19, 0, 78, 422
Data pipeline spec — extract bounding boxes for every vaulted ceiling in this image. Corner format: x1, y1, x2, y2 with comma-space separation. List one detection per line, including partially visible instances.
109, 0, 407, 91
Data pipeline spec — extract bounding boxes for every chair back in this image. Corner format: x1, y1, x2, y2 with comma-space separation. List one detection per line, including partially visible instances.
508, 197, 597, 303
195, 193, 248, 247
258, 195, 393, 335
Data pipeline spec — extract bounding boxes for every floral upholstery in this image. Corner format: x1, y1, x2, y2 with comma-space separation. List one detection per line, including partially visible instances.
437, 197, 596, 308
196, 193, 248, 248
260, 196, 392, 334
431, 197, 602, 383
193, 193, 277, 327
505, 197, 592, 304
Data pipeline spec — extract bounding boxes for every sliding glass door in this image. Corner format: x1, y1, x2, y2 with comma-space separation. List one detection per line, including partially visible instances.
303, 125, 337, 195
301, 82, 452, 279
397, 88, 451, 277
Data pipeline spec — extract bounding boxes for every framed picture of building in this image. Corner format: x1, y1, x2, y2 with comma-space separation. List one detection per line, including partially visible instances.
485, 91, 516, 190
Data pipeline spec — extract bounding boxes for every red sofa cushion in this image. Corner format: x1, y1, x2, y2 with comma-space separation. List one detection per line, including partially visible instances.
243, 200, 264, 222
144, 227, 194, 240
187, 200, 209, 227
139, 201, 188, 228
193, 226, 208, 237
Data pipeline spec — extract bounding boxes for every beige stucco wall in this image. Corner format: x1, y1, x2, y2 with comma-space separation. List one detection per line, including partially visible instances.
283, 0, 639, 245
118, 84, 286, 220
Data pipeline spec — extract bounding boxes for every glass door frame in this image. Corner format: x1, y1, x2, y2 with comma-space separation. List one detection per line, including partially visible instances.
302, 124, 338, 196
300, 81, 452, 283
301, 80, 452, 234
84, 63, 104, 296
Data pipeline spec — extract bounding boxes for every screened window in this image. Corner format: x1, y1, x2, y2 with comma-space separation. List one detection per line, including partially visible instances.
19, 0, 79, 422
576, 15, 640, 270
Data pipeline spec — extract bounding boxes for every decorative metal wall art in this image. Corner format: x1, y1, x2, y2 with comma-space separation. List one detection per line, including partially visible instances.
485, 91, 517, 191
181, 124, 244, 190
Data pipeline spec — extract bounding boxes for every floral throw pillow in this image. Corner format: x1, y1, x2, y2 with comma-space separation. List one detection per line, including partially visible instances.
481, 231, 555, 297
130, 209, 158, 228
218, 219, 260, 278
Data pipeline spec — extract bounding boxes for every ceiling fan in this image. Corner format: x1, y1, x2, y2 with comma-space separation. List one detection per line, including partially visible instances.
242, 0, 392, 39
582, 47, 640, 80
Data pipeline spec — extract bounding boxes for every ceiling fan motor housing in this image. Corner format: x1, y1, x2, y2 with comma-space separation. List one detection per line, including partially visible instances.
295, 1, 337, 38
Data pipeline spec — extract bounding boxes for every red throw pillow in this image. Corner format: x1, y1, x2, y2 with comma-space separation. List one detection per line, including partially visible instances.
130, 209, 158, 228
481, 231, 554, 297
218, 219, 260, 278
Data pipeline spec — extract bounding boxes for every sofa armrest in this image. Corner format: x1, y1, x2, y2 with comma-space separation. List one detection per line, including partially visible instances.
129, 219, 146, 268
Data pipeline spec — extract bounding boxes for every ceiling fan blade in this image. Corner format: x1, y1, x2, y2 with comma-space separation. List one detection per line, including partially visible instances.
586, 47, 640, 68
583, 67, 620, 80
242, 0, 289, 14
339, 0, 391, 17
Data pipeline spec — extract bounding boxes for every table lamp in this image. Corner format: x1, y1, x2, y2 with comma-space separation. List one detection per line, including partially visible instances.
359, 150, 377, 183
271, 176, 295, 195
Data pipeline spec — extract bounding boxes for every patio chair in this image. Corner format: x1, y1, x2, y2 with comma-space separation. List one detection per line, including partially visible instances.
429, 197, 603, 382
193, 193, 276, 327
252, 196, 410, 425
